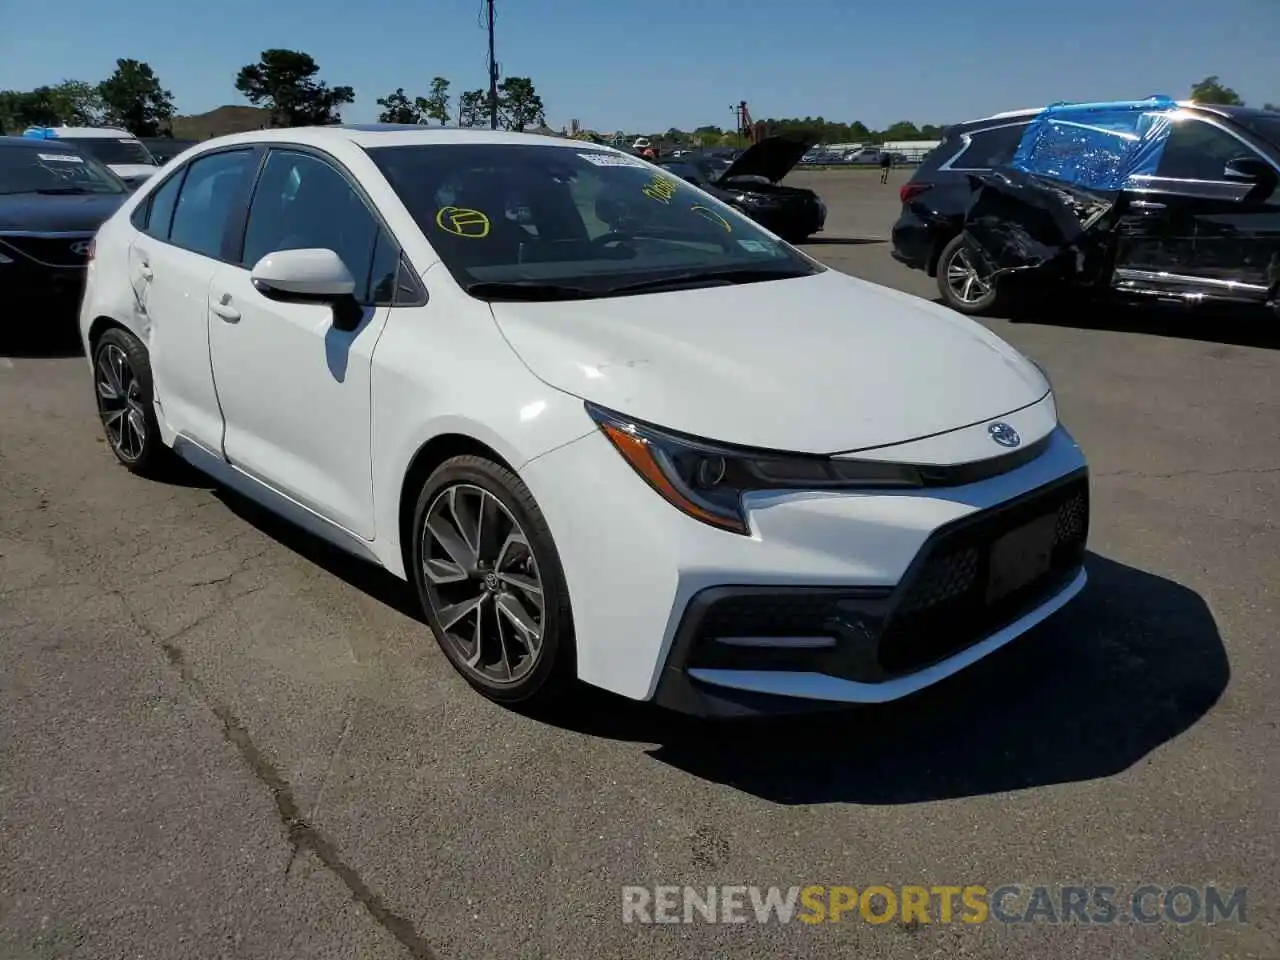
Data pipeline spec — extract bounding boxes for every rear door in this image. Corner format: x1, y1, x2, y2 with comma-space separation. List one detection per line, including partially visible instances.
1112, 115, 1279, 302
128, 147, 258, 449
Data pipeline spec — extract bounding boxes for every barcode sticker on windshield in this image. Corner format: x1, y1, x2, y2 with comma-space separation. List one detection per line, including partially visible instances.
578, 152, 648, 168
38, 153, 83, 162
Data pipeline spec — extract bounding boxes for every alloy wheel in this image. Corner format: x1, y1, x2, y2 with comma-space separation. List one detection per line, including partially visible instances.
95, 343, 147, 462
945, 246, 994, 305
421, 483, 545, 684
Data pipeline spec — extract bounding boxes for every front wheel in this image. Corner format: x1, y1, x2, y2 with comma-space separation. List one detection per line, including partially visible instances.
937, 233, 1002, 316
410, 455, 576, 707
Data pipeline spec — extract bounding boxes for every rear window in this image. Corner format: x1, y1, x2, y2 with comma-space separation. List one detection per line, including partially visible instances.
60, 137, 156, 167
946, 123, 1029, 170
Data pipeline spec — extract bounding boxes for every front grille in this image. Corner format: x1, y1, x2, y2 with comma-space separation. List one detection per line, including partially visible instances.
0, 234, 93, 268
876, 477, 1088, 674
675, 471, 1089, 683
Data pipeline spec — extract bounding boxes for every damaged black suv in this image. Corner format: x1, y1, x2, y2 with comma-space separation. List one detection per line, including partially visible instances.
892, 99, 1280, 316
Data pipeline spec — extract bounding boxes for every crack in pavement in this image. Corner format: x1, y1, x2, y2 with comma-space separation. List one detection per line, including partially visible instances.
1095, 465, 1280, 481
159, 641, 439, 960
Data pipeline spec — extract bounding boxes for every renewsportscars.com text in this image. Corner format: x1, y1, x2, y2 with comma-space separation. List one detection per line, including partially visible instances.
621, 884, 1247, 925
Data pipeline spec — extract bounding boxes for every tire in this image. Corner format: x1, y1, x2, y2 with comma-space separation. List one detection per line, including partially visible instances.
936, 233, 1002, 316
90, 327, 173, 477
409, 454, 576, 707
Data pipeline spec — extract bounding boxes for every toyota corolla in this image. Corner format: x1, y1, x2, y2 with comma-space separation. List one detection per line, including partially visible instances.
79, 125, 1089, 716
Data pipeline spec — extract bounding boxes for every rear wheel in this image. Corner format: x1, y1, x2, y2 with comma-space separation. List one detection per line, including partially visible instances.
91, 327, 172, 476
410, 455, 576, 707
937, 233, 1002, 315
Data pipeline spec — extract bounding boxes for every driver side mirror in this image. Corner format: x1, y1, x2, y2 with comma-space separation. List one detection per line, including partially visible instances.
1223, 156, 1275, 183
250, 248, 363, 331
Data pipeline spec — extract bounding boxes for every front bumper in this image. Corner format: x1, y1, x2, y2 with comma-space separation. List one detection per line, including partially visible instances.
521, 414, 1090, 715
0, 234, 91, 313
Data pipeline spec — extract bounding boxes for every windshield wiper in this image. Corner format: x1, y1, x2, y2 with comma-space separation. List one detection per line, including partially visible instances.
33, 186, 99, 195
464, 280, 598, 302
601, 267, 811, 296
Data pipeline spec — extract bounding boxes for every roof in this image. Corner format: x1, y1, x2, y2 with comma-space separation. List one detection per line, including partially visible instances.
181, 124, 599, 152
0, 135, 77, 149
962, 99, 1279, 129
23, 125, 136, 139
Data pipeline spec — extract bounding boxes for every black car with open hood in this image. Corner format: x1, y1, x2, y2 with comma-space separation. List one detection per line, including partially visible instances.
656, 132, 826, 242
0, 136, 128, 319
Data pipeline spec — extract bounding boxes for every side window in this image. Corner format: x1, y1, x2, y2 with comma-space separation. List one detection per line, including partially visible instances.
241, 150, 382, 303
1156, 119, 1255, 181
141, 171, 184, 240
950, 124, 1028, 170
368, 228, 400, 304
169, 150, 254, 259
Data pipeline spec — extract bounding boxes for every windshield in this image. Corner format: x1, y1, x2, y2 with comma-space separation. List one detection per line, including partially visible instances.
368, 143, 819, 297
1233, 112, 1280, 151
0, 144, 126, 195
61, 137, 156, 167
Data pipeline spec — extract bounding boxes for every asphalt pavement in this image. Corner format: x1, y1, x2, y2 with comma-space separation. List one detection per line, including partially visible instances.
1, 168, 1277, 960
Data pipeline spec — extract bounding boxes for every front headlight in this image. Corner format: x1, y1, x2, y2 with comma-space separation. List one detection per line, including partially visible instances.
587, 403, 923, 536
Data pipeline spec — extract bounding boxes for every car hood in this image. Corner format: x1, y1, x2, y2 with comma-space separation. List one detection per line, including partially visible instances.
718, 132, 818, 184
490, 270, 1050, 454
0, 192, 126, 232
107, 163, 158, 181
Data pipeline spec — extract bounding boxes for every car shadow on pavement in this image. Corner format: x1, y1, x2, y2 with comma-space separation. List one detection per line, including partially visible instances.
1, 327, 84, 359
988, 297, 1280, 351
543, 552, 1229, 804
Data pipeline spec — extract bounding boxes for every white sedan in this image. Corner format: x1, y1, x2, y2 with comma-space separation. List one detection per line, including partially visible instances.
79, 125, 1089, 716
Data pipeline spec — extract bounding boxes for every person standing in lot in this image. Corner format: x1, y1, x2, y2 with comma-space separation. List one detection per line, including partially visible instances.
880, 149, 893, 184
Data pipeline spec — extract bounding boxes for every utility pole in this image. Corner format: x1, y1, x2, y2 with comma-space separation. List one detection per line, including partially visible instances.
487, 0, 499, 130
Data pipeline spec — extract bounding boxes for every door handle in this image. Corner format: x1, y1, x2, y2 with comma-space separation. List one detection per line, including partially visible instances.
1129, 200, 1166, 210
211, 297, 240, 323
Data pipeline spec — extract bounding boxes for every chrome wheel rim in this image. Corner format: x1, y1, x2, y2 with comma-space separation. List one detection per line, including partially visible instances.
95, 344, 147, 462
421, 483, 545, 684
945, 246, 994, 304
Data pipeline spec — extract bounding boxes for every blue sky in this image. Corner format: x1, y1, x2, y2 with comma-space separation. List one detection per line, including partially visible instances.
1, 0, 1275, 133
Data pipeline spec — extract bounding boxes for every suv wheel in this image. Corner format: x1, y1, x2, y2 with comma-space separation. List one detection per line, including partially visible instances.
937, 233, 1002, 316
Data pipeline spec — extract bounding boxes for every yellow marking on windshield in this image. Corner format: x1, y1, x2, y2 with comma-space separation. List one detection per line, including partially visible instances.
435, 206, 491, 238
642, 175, 678, 204
690, 205, 732, 232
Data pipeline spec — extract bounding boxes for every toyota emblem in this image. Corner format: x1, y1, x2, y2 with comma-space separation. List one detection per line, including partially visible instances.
988, 422, 1021, 448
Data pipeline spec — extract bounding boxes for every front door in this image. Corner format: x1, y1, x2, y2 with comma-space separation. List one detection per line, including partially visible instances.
1112, 115, 1279, 303
206, 147, 402, 540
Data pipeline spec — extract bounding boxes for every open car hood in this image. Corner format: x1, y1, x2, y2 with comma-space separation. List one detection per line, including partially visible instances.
717, 132, 818, 184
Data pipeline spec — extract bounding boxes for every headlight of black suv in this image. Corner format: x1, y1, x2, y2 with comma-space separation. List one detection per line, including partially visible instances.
587, 402, 923, 535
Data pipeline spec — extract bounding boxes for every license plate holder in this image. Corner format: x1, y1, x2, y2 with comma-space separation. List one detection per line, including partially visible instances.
986, 513, 1058, 604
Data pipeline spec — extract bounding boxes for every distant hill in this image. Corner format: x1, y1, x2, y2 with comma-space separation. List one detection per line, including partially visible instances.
167, 105, 270, 140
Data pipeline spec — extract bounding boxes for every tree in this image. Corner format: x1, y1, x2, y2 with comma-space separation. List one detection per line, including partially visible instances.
423, 77, 451, 125
235, 49, 355, 127
376, 87, 425, 124
496, 76, 545, 132
1189, 75, 1244, 106
1265, 103, 1278, 112
0, 82, 101, 132
457, 89, 488, 127
97, 59, 175, 137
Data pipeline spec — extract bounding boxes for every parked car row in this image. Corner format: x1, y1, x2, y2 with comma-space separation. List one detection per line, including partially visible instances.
69, 123, 1090, 717
891, 98, 1280, 317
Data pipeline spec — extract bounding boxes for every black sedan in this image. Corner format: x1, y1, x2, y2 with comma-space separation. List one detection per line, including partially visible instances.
0, 136, 129, 318
656, 134, 826, 242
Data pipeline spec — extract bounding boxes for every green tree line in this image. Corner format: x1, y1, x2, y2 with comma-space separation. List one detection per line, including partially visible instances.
3, 61, 1273, 142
